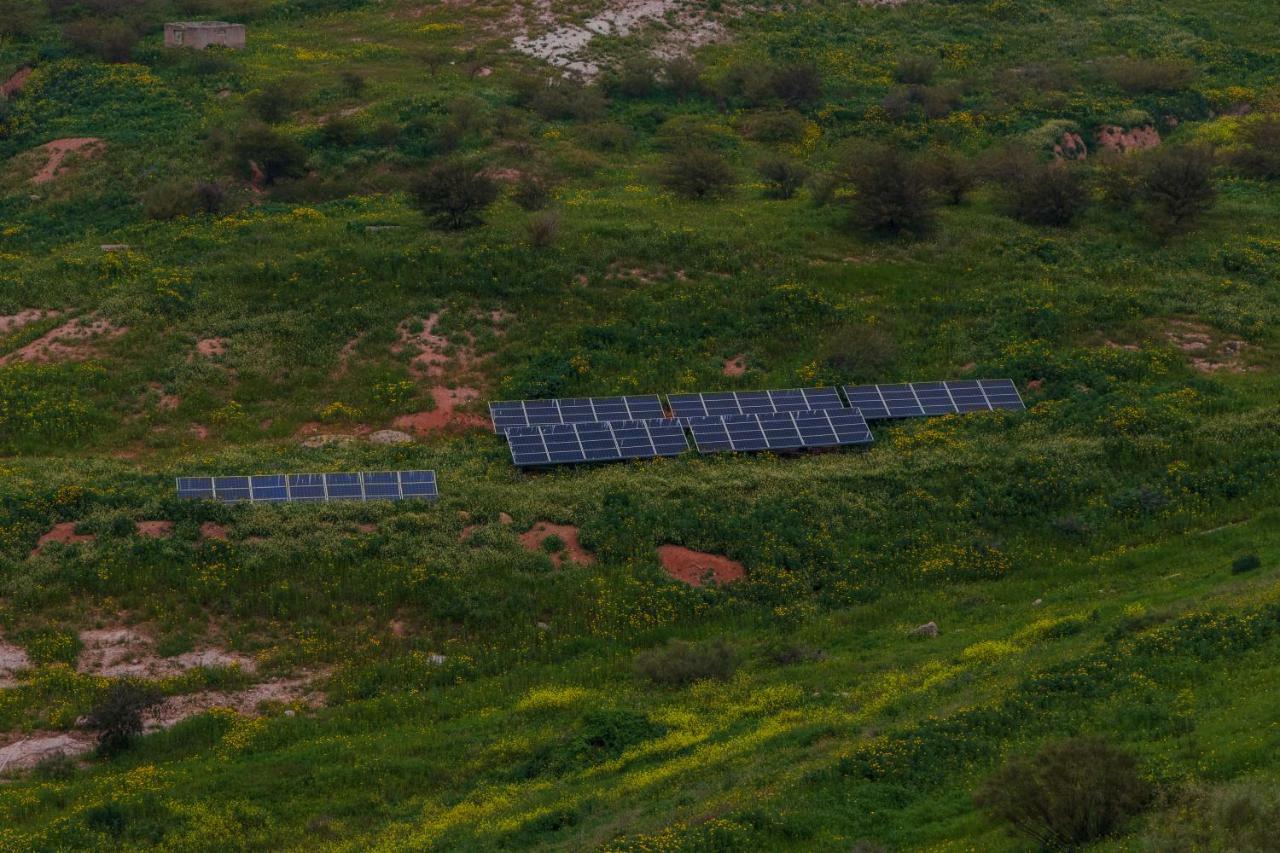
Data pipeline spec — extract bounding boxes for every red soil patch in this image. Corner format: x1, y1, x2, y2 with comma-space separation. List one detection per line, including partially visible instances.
0, 317, 126, 366
1096, 124, 1160, 154
459, 524, 480, 542
394, 313, 463, 378
722, 354, 746, 377
195, 337, 228, 358
30, 137, 105, 185
200, 522, 229, 541
190, 424, 210, 440
657, 545, 745, 587
0, 308, 58, 336
393, 386, 487, 434
519, 522, 595, 567
136, 520, 173, 539
1, 67, 32, 98
31, 522, 95, 557
331, 335, 362, 378
356, 523, 377, 534
1052, 130, 1088, 161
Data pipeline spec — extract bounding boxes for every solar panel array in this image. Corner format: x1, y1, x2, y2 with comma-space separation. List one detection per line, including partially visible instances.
842, 379, 1025, 421
489, 395, 665, 434
176, 470, 437, 503
491, 378, 1024, 467
506, 419, 688, 466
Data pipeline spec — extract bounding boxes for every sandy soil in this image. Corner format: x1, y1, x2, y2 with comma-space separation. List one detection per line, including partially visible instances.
1096, 124, 1161, 154
136, 520, 174, 539
30, 138, 105, 185
393, 386, 487, 434
1, 67, 31, 98
1166, 320, 1253, 373
657, 545, 745, 586
30, 522, 95, 557
200, 522, 230, 541
0, 640, 31, 688
519, 522, 595, 566
76, 627, 257, 679
195, 337, 228, 358
723, 355, 746, 377
0, 317, 126, 366
0, 308, 58, 336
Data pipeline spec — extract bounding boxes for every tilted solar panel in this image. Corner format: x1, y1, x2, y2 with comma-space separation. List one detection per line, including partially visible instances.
841, 379, 1025, 420
505, 418, 688, 466
667, 387, 845, 420
687, 410, 873, 454
176, 471, 438, 503
489, 395, 665, 434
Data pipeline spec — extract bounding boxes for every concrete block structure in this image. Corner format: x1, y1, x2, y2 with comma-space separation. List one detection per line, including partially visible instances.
164, 22, 246, 50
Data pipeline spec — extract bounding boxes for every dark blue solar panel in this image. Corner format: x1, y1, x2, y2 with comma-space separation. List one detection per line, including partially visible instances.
689, 411, 873, 454
325, 473, 363, 501
179, 471, 438, 503
177, 477, 214, 500
213, 476, 251, 503
841, 379, 1024, 420
400, 470, 438, 499
287, 473, 327, 501
489, 395, 665, 434
250, 474, 288, 503
363, 472, 400, 500
668, 388, 844, 420
505, 419, 688, 466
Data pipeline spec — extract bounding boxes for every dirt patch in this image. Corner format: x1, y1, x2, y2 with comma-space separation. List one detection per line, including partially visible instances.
356, 523, 377, 534
1096, 124, 1160, 154
519, 522, 595, 567
0, 733, 96, 775
722, 354, 746, 377
657, 545, 745, 586
1165, 320, 1254, 373
1, 67, 32, 98
0, 640, 31, 688
393, 386, 487, 434
200, 522, 229, 541
77, 627, 256, 679
31, 522, 95, 557
394, 312, 475, 379
136, 520, 173, 539
190, 423, 210, 440
0, 308, 58, 336
149, 677, 323, 730
331, 335, 362, 379
195, 337, 228, 358
0, 317, 126, 366
147, 382, 180, 411
29, 138, 105, 185
1052, 130, 1088, 161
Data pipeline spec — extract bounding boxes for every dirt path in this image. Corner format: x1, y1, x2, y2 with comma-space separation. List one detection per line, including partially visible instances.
30, 138, 105, 185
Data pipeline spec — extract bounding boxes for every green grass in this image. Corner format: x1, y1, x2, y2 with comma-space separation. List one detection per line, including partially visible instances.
1, 0, 1279, 848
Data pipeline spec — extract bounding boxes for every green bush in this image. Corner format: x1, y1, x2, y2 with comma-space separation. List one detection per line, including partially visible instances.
409, 159, 499, 229
1138, 145, 1217, 239
1232, 116, 1280, 179
1140, 780, 1280, 852
658, 148, 735, 200
62, 17, 138, 64
894, 55, 938, 85
1102, 56, 1195, 94
758, 155, 810, 199
635, 638, 737, 686
246, 81, 301, 124
975, 737, 1151, 848
85, 681, 164, 756
230, 123, 307, 185
838, 143, 937, 236
1231, 554, 1262, 574
999, 157, 1089, 226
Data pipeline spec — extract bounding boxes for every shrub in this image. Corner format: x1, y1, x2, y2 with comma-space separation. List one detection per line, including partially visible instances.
526, 211, 560, 249
635, 638, 737, 686
246, 81, 301, 124
0, 0, 46, 37
739, 109, 807, 144
231, 124, 307, 185
1139, 780, 1280, 852
839, 143, 937, 236
663, 57, 704, 99
659, 148, 735, 200
717, 60, 776, 107
975, 737, 1151, 848
655, 116, 738, 151
894, 55, 938, 85
1232, 116, 1280, 179
611, 56, 660, 98
339, 70, 366, 99
409, 159, 499, 229
758, 155, 810, 199
820, 323, 897, 381
1231, 554, 1262, 574
771, 61, 823, 108
142, 181, 226, 220
1102, 56, 1195, 93
577, 121, 634, 152
514, 75, 606, 121
62, 17, 138, 63
1138, 144, 1216, 238
320, 116, 360, 148
512, 173, 553, 210
923, 149, 975, 205
1000, 158, 1089, 226
85, 681, 163, 756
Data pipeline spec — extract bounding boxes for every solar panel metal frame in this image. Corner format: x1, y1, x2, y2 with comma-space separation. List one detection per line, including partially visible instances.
488, 395, 666, 434
175, 470, 438, 503
505, 418, 688, 467
687, 410, 873, 454
666, 387, 845, 420
841, 379, 1025, 420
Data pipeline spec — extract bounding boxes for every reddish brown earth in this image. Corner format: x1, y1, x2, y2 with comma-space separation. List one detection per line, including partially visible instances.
1, 66, 32, 98
394, 313, 456, 378
657, 545, 745, 586
0, 308, 58, 336
393, 386, 487, 434
459, 524, 480, 542
519, 522, 595, 567
30, 138, 105, 184
31, 522, 95, 557
1096, 124, 1161, 154
0, 317, 126, 366
356, 523, 377, 534
190, 424, 210, 440
136, 520, 173, 539
195, 337, 228, 358
200, 522, 229, 541
722, 355, 746, 377
1052, 130, 1088, 160
331, 335, 362, 378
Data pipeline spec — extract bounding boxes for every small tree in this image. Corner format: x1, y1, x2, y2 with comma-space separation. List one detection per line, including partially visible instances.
410, 160, 499, 229
247, 81, 301, 124
840, 143, 937, 236
758, 155, 810, 199
1232, 116, 1280, 180
975, 737, 1151, 848
659, 148, 735, 200
231, 124, 307, 185
1001, 159, 1089, 226
635, 638, 737, 686
1139, 144, 1216, 238
86, 682, 163, 757
663, 57, 704, 99
771, 61, 823, 108
923, 149, 975, 205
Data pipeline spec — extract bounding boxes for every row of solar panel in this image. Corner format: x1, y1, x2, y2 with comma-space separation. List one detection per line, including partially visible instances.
176, 470, 438, 503
489, 379, 1023, 433
504, 410, 874, 467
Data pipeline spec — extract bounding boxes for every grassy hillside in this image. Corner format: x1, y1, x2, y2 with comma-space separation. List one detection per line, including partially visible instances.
1, 0, 1278, 849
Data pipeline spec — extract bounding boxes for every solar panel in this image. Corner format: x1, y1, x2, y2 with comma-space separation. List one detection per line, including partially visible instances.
842, 379, 1025, 420
176, 471, 438, 503
687, 410, 873, 454
667, 387, 845, 420
489, 395, 666, 434
505, 419, 688, 466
